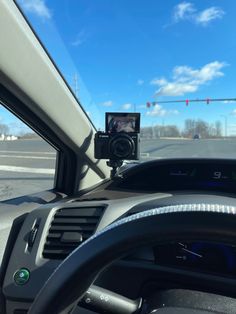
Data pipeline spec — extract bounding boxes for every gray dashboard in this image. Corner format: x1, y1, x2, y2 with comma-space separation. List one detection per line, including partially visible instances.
3, 158, 236, 313
2, 192, 171, 313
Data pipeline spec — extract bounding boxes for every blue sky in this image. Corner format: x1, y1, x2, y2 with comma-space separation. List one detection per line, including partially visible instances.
15, 0, 236, 134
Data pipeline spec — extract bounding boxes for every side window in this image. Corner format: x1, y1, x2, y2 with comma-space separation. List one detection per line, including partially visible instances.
0, 104, 56, 201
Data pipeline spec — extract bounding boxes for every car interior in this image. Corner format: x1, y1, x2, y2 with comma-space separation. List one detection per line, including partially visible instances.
1, 1, 236, 313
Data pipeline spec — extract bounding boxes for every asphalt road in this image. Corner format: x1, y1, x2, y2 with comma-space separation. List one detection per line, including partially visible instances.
0, 138, 236, 201
0, 139, 56, 201
141, 138, 236, 159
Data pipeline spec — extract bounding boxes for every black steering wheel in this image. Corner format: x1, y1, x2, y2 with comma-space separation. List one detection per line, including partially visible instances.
29, 204, 236, 314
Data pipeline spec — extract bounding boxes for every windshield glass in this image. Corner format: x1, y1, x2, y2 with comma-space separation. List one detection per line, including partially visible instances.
17, 0, 236, 160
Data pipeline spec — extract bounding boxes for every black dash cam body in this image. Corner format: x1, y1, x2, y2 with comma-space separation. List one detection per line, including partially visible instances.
95, 131, 140, 160
94, 112, 140, 161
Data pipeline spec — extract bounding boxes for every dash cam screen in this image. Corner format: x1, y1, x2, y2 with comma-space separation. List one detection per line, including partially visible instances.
106, 113, 140, 133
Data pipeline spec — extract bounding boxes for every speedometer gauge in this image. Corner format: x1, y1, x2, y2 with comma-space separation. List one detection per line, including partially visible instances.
188, 242, 235, 272
155, 242, 236, 276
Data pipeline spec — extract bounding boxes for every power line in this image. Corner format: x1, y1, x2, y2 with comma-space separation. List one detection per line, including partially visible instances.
146, 98, 236, 107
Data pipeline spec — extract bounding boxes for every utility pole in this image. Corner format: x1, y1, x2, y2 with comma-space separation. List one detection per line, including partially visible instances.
221, 115, 228, 138
162, 119, 165, 137
151, 122, 155, 139
73, 73, 79, 99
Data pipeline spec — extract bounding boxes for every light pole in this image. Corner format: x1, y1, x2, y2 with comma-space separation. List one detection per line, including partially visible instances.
151, 122, 156, 139
73, 73, 79, 99
221, 115, 228, 138
162, 119, 165, 137
65, 73, 79, 100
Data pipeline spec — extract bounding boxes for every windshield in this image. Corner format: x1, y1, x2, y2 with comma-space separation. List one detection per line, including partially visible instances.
17, 0, 236, 160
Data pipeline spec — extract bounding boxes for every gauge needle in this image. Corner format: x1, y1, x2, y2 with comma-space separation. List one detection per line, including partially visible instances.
182, 248, 203, 258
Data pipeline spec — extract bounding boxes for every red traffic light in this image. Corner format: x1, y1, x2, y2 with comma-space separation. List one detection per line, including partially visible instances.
186, 99, 189, 106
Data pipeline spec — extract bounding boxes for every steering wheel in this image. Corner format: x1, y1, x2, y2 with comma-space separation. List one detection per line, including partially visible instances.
29, 204, 236, 314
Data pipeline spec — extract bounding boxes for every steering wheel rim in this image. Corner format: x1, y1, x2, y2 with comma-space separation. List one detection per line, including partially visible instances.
29, 204, 236, 314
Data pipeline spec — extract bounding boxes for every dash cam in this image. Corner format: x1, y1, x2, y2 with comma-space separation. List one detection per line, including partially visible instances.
94, 112, 140, 160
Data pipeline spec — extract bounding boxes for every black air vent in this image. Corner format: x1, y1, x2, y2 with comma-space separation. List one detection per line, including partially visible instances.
43, 207, 104, 260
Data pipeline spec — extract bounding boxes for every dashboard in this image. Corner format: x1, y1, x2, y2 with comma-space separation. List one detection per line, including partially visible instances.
2, 158, 236, 313
126, 240, 236, 279
114, 159, 236, 192
155, 241, 236, 277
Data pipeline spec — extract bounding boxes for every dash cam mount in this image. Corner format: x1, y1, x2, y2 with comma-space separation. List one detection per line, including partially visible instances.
94, 112, 141, 179
106, 159, 124, 179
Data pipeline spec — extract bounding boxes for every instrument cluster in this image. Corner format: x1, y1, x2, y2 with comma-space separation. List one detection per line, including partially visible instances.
154, 241, 236, 276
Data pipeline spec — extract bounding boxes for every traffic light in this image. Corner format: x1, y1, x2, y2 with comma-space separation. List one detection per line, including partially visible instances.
186, 99, 189, 106
146, 102, 151, 108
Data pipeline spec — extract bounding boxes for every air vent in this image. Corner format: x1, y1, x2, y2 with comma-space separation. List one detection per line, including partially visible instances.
43, 207, 104, 260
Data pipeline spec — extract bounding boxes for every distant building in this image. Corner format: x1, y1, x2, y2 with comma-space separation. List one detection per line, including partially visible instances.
0, 134, 18, 141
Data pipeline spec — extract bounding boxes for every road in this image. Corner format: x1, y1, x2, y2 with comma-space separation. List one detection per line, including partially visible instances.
0, 138, 236, 201
0, 139, 56, 201
141, 138, 236, 159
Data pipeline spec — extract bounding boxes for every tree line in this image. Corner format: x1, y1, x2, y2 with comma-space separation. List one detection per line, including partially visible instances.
0, 123, 39, 139
140, 119, 223, 139
0, 124, 9, 135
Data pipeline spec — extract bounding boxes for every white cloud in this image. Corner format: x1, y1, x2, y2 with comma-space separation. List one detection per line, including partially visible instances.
122, 103, 132, 110
174, 61, 226, 84
173, 2, 196, 22
150, 78, 167, 86
224, 100, 236, 104
18, 0, 51, 19
72, 30, 87, 46
151, 61, 227, 97
156, 83, 198, 96
170, 109, 179, 115
231, 109, 236, 116
195, 7, 225, 26
137, 79, 144, 86
172, 2, 225, 26
146, 104, 179, 117
102, 100, 113, 107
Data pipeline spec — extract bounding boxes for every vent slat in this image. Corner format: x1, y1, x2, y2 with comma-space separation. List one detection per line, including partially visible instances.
43, 249, 73, 256
45, 242, 79, 248
43, 207, 104, 260
46, 233, 90, 241
47, 233, 61, 239
55, 208, 102, 217
49, 225, 94, 232
55, 214, 101, 219
53, 218, 98, 224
